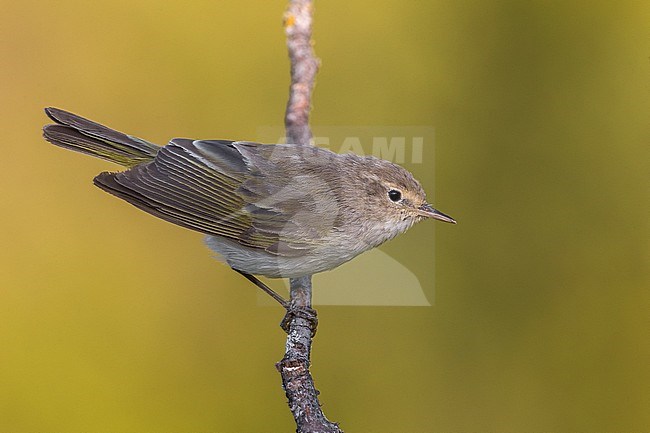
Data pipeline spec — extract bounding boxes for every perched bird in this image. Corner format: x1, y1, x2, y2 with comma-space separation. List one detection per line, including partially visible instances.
43, 107, 455, 306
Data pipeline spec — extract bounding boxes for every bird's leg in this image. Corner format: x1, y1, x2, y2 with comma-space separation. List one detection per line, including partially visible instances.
233, 269, 288, 307
233, 269, 317, 336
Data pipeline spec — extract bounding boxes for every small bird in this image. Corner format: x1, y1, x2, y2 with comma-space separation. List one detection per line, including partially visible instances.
43, 107, 455, 306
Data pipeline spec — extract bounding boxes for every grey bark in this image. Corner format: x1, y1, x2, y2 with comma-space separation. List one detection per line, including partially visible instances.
278, 1, 343, 432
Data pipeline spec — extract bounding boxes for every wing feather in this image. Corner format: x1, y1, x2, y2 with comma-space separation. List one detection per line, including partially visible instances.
94, 139, 338, 256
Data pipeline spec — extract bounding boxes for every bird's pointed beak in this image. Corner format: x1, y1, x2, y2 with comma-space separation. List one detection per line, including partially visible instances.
418, 203, 457, 224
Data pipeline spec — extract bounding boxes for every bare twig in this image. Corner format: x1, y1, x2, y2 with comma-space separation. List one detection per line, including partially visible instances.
284, 0, 319, 146
276, 277, 342, 432
278, 1, 342, 432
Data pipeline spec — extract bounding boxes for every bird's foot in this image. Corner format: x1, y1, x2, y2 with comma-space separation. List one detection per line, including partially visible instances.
280, 305, 318, 337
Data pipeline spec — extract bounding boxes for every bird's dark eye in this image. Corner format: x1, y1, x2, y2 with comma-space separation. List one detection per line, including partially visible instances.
388, 189, 402, 202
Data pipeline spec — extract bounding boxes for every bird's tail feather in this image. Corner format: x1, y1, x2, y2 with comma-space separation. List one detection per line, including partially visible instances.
43, 107, 159, 167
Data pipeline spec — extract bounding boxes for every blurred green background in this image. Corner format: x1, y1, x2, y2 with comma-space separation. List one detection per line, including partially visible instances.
1, 0, 648, 431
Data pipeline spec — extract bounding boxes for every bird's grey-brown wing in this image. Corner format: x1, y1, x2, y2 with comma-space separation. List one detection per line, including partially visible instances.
94, 139, 332, 256
233, 143, 343, 254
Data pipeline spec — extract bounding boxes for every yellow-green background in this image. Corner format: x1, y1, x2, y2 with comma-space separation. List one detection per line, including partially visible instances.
1, 1, 648, 431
